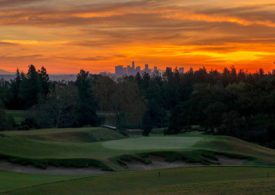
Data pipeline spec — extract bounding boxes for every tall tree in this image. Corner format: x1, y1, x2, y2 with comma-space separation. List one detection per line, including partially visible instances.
38, 66, 50, 98
142, 109, 153, 136
5, 70, 22, 109
28, 84, 78, 129
0, 101, 15, 130
20, 65, 40, 108
111, 80, 145, 133
75, 70, 98, 126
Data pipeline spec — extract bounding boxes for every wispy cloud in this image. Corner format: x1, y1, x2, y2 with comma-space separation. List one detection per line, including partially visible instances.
1, 0, 275, 73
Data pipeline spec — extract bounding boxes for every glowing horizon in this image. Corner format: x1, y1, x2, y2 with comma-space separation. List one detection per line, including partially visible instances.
1, 0, 275, 74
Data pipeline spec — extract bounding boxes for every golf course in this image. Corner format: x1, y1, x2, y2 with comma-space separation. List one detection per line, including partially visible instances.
0, 127, 275, 194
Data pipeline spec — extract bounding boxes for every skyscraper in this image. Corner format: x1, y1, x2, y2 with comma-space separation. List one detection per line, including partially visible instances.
144, 64, 150, 74
115, 65, 124, 76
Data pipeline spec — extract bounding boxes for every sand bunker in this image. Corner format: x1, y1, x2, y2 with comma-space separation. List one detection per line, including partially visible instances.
125, 155, 246, 171
0, 155, 246, 175
216, 155, 246, 166
0, 161, 107, 176
126, 157, 202, 170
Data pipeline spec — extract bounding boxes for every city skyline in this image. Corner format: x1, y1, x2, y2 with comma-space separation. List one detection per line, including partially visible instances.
0, 61, 273, 76
1, 1, 275, 73
0, 61, 183, 76
114, 61, 185, 77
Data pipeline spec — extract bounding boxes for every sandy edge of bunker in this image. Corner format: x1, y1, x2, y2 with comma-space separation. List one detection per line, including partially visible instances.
0, 155, 247, 175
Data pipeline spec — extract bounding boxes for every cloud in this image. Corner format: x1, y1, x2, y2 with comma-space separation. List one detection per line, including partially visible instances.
0, 41, 17, 46
0, 54, 43, 60
0, 39, 68, 45
1, 0, 275, 29
0, 0, 42, 8
1, 0, 275, 72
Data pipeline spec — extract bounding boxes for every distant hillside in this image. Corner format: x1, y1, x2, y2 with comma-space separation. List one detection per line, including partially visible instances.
0, 69, 12, 75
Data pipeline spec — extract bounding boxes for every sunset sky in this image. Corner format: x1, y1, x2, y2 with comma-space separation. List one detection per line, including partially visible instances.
1, 0, 275, 73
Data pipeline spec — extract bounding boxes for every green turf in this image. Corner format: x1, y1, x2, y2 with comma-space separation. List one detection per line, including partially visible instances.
1, 129, 275, 194
0, 135, 203, 159
3, 127, 124, 143
103, 136, 202, 150
5, 167, 275, 195
0, 128, 275, 169
0, 171, 75, 193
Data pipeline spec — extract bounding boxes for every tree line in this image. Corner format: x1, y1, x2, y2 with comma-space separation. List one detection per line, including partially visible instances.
1, 65, 275, 147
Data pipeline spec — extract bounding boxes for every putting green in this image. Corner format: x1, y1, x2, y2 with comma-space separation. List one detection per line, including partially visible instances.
102, 136, 202, 151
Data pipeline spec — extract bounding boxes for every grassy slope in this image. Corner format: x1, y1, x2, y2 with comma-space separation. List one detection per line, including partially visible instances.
1, 129, 275, 194
3, 127, 124, 143
0, 171, 75, 193
0, 128, 275, 169
6, 167, 275, 195
196, 136, 275, 164
0, 135, 201, 159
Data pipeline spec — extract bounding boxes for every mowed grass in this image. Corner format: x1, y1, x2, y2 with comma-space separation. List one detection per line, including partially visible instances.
103, 136, 202, 150
0, 135, 203, 159
5, 167, 275, 195
1, 129, 275, 194
3, 127, 124, 143
1, 128, 275, 169
0, 171, 75, 193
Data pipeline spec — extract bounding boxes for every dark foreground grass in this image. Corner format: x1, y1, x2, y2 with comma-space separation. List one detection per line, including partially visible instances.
0, 171, 75, 193
5, 167, 275, 195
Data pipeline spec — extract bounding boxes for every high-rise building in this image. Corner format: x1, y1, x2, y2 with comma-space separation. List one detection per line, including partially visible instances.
114, 61, 178, 78
115, 65, 124, 75
132, 61, 135, 69
144, 64, 150, 74
127, 65, 131, 76
136, 66, 141, 73
152, 66, 160, 77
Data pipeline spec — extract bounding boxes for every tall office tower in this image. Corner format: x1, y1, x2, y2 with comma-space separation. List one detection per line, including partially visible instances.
115, 65, 124, 76
136, 66, 141, 73
144, 64, 149, 73
132, 61, 135, 69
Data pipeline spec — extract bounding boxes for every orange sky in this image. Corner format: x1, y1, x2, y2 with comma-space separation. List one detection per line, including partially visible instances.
1, 0, 275, 73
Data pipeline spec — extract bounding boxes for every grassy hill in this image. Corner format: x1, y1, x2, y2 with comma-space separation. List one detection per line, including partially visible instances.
1, 128, 275, 194
3, 167, 275, 194
4, 127, 124, 143
0, 128, 275, 170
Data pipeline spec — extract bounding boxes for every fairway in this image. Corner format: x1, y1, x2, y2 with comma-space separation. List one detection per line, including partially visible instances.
103, 136, 202, 150
0, 171, 75, 193
3, 167, 275, 194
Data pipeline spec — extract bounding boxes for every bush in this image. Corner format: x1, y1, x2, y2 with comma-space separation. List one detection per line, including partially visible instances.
0, 109, 15, 131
